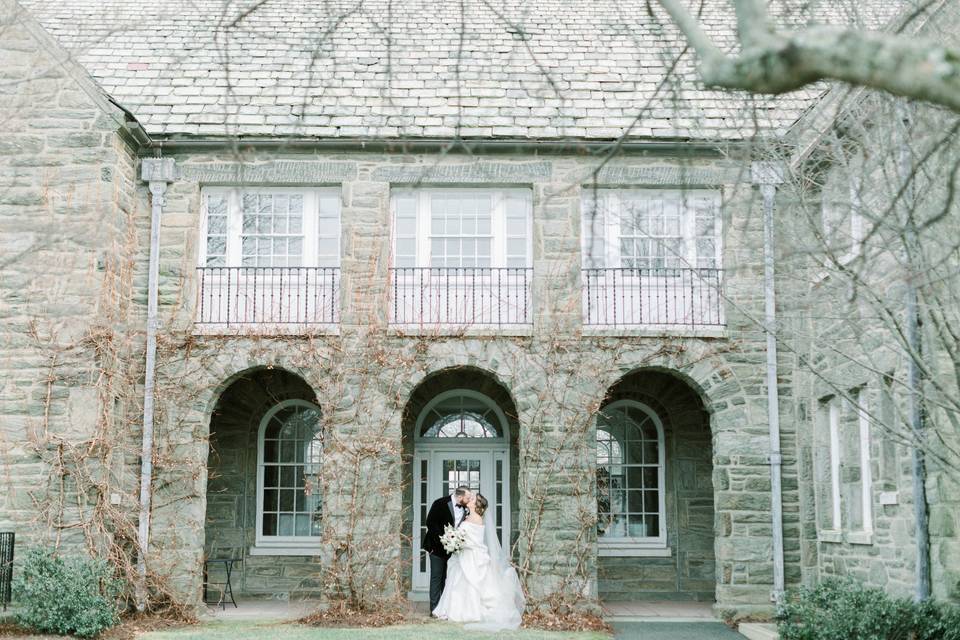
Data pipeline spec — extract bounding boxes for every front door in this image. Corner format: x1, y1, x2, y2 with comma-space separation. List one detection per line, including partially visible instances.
411, 448, 509, 593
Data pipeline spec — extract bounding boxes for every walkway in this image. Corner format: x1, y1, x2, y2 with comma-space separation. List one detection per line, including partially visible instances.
604, 601, 745, 640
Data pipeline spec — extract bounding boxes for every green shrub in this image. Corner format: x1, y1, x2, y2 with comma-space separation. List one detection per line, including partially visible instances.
776, 578, 960, 640
13, 548, 123, 638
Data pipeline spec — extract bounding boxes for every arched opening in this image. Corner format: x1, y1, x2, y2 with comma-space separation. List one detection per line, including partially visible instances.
205, 367, 322, 601
597, 368, 715, 603
400, 367, 520, 599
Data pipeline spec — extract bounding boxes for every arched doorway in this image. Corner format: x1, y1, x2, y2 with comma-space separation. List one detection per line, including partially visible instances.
206, 367, 323, 600
401, 368, 519, 598
596, 368, 715, 602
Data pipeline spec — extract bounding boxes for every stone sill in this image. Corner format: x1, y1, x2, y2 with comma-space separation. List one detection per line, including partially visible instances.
846, 531, 874, 546
248, 545, 321, 556
581, 326, 728, 339
193, 324, 340, 337
817, 530, 843, 544
387, 325, 534, 337
598, 546, 672, 558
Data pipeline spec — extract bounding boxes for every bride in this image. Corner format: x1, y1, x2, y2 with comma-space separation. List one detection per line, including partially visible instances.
431, 493, 525, 630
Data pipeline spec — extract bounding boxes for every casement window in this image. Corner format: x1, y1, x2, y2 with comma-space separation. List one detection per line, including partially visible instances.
821, 173, 866, 262
390, 188, 533, 327
842, 389, 874, 540
254, 400, 323, 553
196, 188, 341, 328
392, 188, 532, 269
581, 189, 724, 327
200, 188, 341, 268
581, 189, 721, 270
877, 377, 901, 493
596, 401, 667, 554
814, 397, 843, 539
815, 390, 874, 543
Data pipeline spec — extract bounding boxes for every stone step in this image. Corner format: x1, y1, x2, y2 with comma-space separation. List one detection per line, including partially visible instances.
738, 623, 779, 640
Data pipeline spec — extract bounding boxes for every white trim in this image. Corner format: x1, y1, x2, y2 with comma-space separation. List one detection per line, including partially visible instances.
198, 187, 341, 268
856, 390, 874, 537
598, 546, 673, 558
255, 398, 323, 547
415, 389, 510, 442
391, 187, 533, 269
248, 545, 321, 557
580, 188, 722, 270
596, 400, 668, 551
828, 399, 843, 532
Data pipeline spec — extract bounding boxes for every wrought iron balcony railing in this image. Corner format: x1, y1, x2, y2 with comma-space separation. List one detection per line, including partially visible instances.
390, 267, 533, 328
196, 267, 339, 329
583, 267, 724, 328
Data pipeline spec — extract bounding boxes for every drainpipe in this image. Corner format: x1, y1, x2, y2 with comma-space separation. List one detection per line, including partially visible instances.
895, 102, 931, 602
136, 157, 177, 610
752, 161, 786, 602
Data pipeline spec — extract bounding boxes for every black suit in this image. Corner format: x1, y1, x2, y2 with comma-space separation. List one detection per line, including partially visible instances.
423, 496, 458, 611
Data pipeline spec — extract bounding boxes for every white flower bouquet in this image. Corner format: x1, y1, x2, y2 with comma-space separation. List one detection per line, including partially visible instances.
440, 524, 468, 554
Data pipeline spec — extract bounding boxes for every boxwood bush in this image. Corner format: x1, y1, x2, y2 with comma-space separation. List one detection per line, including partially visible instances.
13, 548, 123, 638
776, 578, 960, 640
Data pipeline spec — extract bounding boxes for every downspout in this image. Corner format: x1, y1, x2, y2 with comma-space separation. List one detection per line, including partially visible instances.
895, 102, 931, 602
136, 157, 177, 610
753, 162, 786, 602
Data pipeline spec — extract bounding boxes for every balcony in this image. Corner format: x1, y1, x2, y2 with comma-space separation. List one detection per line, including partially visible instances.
196, 267, 339, 333
389, 267, 533, 331
583, 267, 724, 329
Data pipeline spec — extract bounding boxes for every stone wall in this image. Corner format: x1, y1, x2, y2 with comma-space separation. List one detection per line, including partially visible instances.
777, 93, 960, 604
136, 150, 787, 611
0, 0, 142, 563
597, 370, 715, 602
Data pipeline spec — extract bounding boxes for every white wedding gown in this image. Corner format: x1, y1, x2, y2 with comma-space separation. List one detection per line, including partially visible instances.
432, 516, 525, 631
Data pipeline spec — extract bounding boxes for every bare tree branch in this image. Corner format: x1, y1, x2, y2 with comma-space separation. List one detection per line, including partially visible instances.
658, 0, 960, 112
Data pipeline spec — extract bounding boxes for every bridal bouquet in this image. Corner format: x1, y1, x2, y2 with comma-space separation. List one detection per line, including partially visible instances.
440, 524, 468, 554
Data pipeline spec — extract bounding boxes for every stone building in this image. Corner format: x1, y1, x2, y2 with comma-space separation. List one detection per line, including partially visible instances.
1, 0, 957, 616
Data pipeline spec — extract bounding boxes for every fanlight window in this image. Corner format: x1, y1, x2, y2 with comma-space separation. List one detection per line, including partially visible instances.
258, 400, 323, 542
596, 401, 665, 545
420, 392, 503, 438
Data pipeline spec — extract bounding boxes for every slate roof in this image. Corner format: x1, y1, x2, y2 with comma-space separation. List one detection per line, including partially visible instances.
18, 0, 900, 141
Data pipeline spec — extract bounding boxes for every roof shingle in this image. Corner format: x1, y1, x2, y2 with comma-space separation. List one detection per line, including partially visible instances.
18, 0, 897, 140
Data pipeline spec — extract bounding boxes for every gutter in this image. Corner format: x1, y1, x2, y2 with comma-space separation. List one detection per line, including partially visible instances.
753, 161, 786, 602
143, 134, 761, 157
136, 157, 177, 610
896, 101, 931, 602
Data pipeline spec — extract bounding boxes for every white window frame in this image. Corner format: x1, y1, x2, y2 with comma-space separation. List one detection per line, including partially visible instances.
199, 187, 341, 268
414, 389, 511, 443
391, 187, 533, 269
820, 173, 865, 267
580, 188, 722, 270
253, 399, 323, 555
815, 397, 843, 542
849, 389, 874, 544
596, 400, 669, 556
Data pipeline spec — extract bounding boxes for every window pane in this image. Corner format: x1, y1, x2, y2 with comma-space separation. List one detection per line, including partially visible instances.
263, 489, 278, 511
396, 238, 416, 258
262, 513, 277, 536
278, 514, 294, 537
260, 403, 323, 540
206, 236, 226, 257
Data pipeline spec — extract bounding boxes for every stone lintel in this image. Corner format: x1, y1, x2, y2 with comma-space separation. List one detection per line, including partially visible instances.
372, 161, 552, 184
178, 160, 358, 184
594, 165, 743, 186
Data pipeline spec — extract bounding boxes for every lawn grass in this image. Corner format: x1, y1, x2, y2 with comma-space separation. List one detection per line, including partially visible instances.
141, 620, 611, 640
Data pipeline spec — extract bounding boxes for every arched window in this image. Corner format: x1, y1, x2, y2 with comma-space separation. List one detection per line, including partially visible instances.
256, 400, 323, 547
417, 390, 506, 439
596, 401, 665, 549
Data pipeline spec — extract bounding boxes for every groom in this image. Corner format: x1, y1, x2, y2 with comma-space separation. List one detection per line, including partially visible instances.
422, 485, 472, 613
